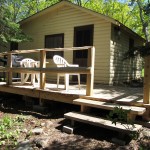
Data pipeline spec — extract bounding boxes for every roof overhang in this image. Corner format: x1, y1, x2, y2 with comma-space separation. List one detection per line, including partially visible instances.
19, 0, 145, 41
19, 0, 120, 26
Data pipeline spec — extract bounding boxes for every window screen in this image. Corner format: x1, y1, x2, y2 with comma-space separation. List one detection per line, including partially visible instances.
45, 33, 64, 59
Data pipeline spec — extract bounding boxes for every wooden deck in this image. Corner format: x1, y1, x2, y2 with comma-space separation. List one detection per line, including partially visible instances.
0, 46, 149, 132
0, 81, 143, 106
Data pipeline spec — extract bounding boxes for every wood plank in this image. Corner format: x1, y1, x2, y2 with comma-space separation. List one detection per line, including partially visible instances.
0, 83, 79, 104
6, 54, 12, 85
5, 67, 91, 74
73, 99, 146, 115
64, 112, 142, 132
39, 90, 79, 104
0, 84, 40, 98
0, 46, 93, 57
86, 47, 95, 96
40, 50, 46, 89
80, 95, 111, 102
143, 56, 150, 104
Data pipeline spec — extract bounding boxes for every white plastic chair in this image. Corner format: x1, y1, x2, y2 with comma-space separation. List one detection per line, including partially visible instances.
20, 58, 39, 85
53, 55, 80, 90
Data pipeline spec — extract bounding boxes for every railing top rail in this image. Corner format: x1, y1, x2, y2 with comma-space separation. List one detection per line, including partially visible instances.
0, 46, 93, 56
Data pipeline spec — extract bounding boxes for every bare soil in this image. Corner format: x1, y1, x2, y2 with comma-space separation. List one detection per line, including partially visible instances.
0, 93, 150, 150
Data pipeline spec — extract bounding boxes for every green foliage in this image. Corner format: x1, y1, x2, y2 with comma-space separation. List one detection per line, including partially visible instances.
0, 0, 149, 50
107, 107, 130, 124
142, 68, 144, 77
0, 0, 32, 47
0, 115, 25, 147
124, 42, 150, 59
107, 107, 139, 139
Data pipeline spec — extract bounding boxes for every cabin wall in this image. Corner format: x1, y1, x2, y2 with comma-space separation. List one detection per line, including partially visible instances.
110, 24, 143, 85
19, 4, 111, 84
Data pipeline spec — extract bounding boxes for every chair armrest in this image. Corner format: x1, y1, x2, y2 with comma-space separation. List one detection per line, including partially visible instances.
68, 64, 79, 67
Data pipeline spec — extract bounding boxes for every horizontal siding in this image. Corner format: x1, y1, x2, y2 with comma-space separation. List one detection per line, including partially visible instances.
109, 24, 143, 85
20, 5, 111, 84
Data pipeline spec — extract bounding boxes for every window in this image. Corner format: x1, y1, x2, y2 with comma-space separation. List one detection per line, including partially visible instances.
10, 42, 18, 51
45, 33, 64, 59
129, 38, 134, 50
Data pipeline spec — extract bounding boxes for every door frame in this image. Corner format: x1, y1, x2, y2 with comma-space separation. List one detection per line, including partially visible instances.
73, 24, 94, 48
73, 24, 94, 82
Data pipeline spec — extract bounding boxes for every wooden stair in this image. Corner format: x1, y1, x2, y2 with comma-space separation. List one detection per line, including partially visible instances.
73, 99, 146, 115
63, 98, 146, 134
64, 111, 142, 133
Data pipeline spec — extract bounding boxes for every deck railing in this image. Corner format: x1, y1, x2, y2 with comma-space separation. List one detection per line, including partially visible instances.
0, 46, 95, 96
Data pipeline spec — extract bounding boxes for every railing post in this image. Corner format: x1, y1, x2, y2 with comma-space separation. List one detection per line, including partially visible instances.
6, 53, 12, 85
40, 50, 46, 89
143, 56, 150, 104
86, 46, 95, 96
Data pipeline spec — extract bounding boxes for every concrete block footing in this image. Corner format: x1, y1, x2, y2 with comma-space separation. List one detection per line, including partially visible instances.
63, 125, 74, 134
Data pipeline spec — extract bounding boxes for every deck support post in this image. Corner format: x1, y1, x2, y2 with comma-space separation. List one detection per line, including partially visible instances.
6, 53, 12, 85
40, 50, 46, 89
127, 113, 136, 122
86, 46, 95, 96
39, 50, 46, 106
143, 56, 150, 119
39, 98, 44, 106
143, 56, 150, 104
81, 105, 90, 113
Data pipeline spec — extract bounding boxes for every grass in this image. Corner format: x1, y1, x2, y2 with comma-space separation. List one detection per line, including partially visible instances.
0, 115, 25, 148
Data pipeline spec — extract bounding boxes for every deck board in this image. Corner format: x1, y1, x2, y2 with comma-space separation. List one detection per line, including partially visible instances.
0, 82, 144, 105
64, 112, 142, 132
73, 99, 146, 115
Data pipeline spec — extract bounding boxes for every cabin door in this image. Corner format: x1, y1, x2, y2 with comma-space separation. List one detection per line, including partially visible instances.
73, 25, 94, 82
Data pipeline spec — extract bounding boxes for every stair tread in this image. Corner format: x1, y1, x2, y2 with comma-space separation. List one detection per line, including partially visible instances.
73, 99, 146, 115
64, 111, 142, 132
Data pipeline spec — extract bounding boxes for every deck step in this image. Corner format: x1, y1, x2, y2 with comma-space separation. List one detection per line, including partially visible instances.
73, 99, 146, 115
64, 112, 142, 132
80, 95, 110, 102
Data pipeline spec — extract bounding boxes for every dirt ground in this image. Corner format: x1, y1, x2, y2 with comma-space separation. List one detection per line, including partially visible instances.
0, 93, 150, 150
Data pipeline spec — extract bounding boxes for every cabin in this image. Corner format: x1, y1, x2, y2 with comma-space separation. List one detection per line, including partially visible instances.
10, 0, 144, 85
0, 1, 149, 134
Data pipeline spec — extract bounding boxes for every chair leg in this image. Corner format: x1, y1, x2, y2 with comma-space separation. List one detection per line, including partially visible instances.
65, 74, 69, 91
21, 73, 24, 83
36, 73, 40, 86
21, 73, 30, 84
31, 74, 35, 86
57, 75, 59, 89
78, 74, 80, 90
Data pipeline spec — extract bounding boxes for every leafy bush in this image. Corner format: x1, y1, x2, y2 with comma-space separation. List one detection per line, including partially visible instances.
107, 107, 139, 139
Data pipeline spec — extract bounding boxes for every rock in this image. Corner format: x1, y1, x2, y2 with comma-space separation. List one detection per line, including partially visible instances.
41, 122, 45, 126
112, 137, 126, 146
16, 140, 33, 150
31, 128, 43, 135
142, 130, 150, 138
33, 138, 49, 148
45, 120, 53, 128
30, 120, 36, 125
22, 128, 28, 133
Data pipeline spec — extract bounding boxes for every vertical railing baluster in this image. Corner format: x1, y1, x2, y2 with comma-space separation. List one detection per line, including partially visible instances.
86, 46, 95, 96
6, 53, 12, 85
40, 50, 46, 89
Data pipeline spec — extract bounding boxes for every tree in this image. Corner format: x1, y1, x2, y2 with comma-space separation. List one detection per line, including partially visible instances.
125, 0, 150, 58
0, 0, 31, 49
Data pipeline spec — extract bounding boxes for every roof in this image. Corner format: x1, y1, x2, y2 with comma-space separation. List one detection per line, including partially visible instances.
19, 0, 145, 41
19, 0, 120, 25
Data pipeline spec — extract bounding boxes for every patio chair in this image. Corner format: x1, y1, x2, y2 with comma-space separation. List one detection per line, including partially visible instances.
53, 55, 80, 90
20, 58, 39, 85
